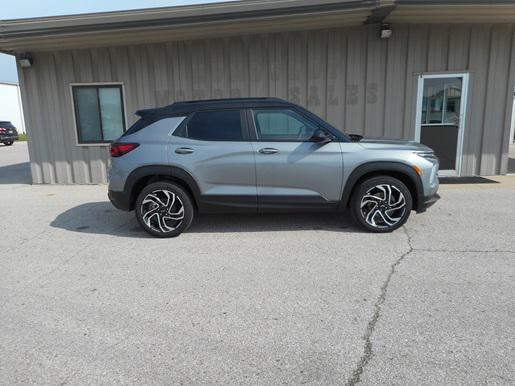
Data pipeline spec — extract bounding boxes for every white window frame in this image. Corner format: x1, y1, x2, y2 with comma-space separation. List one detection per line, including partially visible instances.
509, 88, 515, 145
415, 72, 469, 177
70, 82, 128, 147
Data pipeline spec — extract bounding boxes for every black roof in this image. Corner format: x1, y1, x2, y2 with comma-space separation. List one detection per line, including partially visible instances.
136, 97, 291, 117
126, 96, 350, 141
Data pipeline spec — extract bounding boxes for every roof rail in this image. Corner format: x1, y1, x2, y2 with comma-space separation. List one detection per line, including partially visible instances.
177, 97, 286, 104
135, 97, 289, 117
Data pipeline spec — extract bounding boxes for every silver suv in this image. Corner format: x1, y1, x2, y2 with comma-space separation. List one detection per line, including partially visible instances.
108, 98, 439, 237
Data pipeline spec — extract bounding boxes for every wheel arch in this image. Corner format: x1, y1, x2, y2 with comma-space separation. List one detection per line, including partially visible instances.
340, 162, 423, 211
124, 165, 201, 211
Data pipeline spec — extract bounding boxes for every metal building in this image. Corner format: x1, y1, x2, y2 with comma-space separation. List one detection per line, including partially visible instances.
1, 0, 514, 184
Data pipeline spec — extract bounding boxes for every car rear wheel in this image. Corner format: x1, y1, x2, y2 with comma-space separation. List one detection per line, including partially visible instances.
3, 142, 13, 146
350, 176, 412, 233
135, 181, 194, 238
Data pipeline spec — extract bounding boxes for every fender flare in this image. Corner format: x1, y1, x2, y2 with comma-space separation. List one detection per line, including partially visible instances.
124, 165, 202, 208
340, 161, 424, 210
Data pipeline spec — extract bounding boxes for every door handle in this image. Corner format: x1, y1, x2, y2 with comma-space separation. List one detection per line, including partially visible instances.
175, 147, 194, 154
258, 148, 279, 155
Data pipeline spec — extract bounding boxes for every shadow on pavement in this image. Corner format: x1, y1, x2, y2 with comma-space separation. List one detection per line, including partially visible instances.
439, 176, 499, 184
51, 201, 359, 237
0, 162, 31, 184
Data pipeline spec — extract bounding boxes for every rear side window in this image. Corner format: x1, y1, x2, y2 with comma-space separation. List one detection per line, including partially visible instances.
180, 110, 243, 141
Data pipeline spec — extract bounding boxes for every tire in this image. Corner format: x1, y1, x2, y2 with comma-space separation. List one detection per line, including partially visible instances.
350, 176, 413, 233
3, 142, 13, 146
135, 181, 194, 238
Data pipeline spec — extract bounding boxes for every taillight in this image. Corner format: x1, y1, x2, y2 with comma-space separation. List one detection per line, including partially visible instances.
0, 128, 6, 133
110, 143, 139, 157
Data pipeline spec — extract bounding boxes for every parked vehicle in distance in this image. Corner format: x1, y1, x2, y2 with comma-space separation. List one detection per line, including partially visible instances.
108, 98, 440, 237
0, 121, 19, 146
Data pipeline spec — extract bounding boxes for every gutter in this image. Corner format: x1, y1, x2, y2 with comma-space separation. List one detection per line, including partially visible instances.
397, 0, 515, 3
0, 80, 19, 86
0, 1, 376, 39
4, 0, 512, 53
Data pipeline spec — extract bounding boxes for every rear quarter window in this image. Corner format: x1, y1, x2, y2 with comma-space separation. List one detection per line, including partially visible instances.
123, 117, 157, 136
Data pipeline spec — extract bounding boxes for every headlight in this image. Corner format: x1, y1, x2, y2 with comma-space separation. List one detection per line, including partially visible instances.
415, 151, 438, 164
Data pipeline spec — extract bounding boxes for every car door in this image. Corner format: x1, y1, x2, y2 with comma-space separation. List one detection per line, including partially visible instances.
248, 107, 344, 211
169, 109, 257, 212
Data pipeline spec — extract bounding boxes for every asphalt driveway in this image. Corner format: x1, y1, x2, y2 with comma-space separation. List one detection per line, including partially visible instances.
0, 142, 514, 384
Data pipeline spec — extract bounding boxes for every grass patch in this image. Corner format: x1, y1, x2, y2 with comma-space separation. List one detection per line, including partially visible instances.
18, 133, 27, 141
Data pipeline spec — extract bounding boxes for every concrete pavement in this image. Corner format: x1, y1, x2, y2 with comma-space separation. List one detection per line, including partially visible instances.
0, 142, 514, 384
0, 141, 31, 184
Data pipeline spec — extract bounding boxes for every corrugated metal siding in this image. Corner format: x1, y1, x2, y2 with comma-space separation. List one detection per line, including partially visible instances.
17, 23, 515, 183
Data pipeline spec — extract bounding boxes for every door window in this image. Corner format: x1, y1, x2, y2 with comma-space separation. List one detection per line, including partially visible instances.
252, 109, 317, 141
421, 78, 462, 125
180, 110, 243, 141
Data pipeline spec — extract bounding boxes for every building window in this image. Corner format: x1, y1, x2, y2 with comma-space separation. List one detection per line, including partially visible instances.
72, 85, 126, 144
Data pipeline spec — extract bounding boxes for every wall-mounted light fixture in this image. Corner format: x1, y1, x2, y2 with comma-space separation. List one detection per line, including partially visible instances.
17, 53, 33, 68
380, 23, 392, 39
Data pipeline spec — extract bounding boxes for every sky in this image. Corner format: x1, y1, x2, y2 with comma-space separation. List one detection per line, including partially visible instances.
0, 0, 235, 83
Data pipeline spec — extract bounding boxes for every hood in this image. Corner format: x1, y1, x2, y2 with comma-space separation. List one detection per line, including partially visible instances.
359, 138, 433, 152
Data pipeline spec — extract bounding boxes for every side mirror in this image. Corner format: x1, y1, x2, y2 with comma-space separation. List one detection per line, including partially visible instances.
311, 128, 333, 144
348, 134, 363, 142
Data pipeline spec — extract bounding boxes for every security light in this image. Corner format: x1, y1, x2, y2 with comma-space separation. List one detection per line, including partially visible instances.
17, 54, 33, 68
380, 24, 392, 39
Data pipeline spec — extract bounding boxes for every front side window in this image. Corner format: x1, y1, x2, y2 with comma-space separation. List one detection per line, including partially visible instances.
252, 108, 318, 141
72, 85, 126, 144
180, 110, 243, 141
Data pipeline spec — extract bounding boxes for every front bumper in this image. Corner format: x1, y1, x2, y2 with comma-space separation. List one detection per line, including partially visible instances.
108, 189, 131, 211
416, 192, 440, 213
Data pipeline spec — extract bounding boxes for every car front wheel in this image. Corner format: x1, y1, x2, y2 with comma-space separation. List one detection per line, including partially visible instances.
350, 176, 412, 233
135, 181, 194, 238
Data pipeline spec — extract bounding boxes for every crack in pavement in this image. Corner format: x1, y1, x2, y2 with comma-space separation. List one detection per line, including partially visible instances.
345, 226, 414, 386
345, 229, 514, 385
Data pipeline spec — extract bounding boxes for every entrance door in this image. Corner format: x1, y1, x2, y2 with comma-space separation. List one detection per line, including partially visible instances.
415, 73, 469, 176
